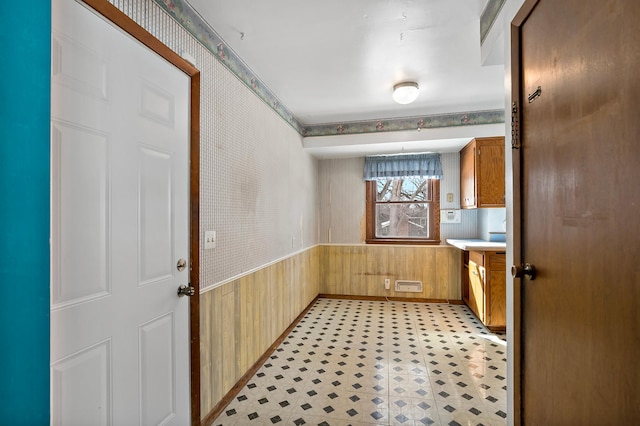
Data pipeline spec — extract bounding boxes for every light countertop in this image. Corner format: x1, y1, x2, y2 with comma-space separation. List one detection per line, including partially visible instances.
446, 239, 507, 251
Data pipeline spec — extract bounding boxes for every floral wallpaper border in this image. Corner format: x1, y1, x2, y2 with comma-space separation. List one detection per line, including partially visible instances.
152, 0, 305, 133
302, 109, 505, 137
480, 0, 506, 44
153, 0, 505, 137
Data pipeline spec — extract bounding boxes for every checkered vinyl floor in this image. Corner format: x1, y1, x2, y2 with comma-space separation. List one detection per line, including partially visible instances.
212, 298, 507, 425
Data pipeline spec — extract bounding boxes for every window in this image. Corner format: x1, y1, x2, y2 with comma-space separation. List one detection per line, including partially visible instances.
363, 152, 442, 244
366, 177, 440, 244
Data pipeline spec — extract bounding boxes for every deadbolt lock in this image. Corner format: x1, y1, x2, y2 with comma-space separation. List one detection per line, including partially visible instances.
176, 258, 187, 271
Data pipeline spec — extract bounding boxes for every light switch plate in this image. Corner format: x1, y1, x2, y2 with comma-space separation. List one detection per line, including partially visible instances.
204, 230, 216, 249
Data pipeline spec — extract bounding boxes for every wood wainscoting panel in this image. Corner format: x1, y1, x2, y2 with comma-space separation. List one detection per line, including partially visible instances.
319, 245, 461, 301
199, 246, 321, 419
436, 247, 461, 300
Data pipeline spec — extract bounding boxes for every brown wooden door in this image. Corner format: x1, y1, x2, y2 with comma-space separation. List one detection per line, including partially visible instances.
513, 0, 640, 423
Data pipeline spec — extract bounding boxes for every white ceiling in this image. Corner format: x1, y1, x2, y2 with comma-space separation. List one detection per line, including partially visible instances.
186, 0, 506, 157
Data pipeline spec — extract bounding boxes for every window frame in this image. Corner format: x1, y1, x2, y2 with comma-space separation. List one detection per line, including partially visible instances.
365, 177, 440, 245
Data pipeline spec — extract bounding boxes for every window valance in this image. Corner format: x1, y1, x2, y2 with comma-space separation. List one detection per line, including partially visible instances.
363, 153, 443, 180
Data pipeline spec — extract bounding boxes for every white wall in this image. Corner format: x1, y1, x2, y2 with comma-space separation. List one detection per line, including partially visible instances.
317, 157, 366, 243
500, 0, 527, 424
110, 0, 319, 291
317, 152, 481, 243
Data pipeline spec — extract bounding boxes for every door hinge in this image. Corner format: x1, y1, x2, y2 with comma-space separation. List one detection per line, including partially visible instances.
511, 101, 520, 149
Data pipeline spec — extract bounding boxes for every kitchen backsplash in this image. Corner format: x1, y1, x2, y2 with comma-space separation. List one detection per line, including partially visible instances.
478, 207, 507, 241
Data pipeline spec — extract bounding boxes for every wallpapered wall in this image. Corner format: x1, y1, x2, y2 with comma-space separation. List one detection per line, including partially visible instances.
317, 152, 480, 244
108, 0, 319, 291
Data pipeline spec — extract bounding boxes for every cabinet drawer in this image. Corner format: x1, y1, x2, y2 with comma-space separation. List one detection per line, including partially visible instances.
469, 250, 484, 266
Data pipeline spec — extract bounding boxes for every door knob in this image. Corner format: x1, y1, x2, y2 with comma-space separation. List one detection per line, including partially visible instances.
177, 284, 195, 297
511, 263, 536, 280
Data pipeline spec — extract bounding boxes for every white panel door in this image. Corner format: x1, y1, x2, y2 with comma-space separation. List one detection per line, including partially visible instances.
50, 0, 191, 424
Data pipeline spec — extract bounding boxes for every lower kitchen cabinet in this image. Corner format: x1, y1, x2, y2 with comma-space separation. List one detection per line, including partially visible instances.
462, 250, 506, 331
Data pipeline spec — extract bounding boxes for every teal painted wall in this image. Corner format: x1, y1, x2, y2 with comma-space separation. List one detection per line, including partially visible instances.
0, 1, 51, 423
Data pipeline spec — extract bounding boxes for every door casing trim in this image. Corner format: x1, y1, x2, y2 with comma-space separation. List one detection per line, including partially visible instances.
510, 1, 542, 424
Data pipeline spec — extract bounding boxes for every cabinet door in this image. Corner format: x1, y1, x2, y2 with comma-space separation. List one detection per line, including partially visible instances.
468, 260, 485, 322
460, 142, 476, 208
477, 139, 505, 207
486, 253, 506, 327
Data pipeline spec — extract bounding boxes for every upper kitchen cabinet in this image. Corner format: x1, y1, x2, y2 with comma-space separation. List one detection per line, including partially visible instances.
460, 137, 505, 208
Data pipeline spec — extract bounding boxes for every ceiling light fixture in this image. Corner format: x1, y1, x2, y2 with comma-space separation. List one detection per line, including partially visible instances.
392, 81, 419, 104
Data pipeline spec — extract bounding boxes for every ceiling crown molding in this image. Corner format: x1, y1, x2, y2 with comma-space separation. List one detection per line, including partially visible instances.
303, 110, 505, 137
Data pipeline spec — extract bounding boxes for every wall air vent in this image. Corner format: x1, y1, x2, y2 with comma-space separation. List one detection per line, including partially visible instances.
395, 280, 423, 293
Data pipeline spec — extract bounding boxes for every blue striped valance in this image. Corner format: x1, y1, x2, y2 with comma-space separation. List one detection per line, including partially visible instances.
363, 153, 443, 180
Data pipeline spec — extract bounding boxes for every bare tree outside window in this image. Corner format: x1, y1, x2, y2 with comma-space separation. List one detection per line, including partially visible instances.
376, 177, 429, 237
366, 177, 440, 244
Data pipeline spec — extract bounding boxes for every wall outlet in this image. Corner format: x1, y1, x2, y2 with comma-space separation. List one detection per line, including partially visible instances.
204, 230, 216, 249
447, 192, 454, 203
384, 278, 391, 290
